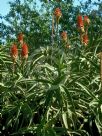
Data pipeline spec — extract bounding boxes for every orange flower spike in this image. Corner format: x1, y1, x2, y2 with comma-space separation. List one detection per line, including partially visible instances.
18, 33, 24, 44
21, 43, 28, 59
54, 8, 62, 22
77, 15, 84, 32
10, 44, 18, 62
84, 16, 90, 25
61, 31, 67, 42
82, 34, 89, 46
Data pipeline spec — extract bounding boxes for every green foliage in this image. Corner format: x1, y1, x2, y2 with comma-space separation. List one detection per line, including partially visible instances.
0, 43, 102, 135
0, 0, 102, 135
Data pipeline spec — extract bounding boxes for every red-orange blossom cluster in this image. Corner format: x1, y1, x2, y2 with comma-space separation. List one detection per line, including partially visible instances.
77, 15, 90, 46
11, 33, 28, 62
54, 7, 90, 47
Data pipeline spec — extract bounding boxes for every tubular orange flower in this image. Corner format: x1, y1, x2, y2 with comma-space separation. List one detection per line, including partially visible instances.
77, 15, 84, 32
61, 31, 67, 42
54, 8, 62, 20
21, 43, 28, 59
84, 16, 90, 25
18, 33, 24, 44
10, 44, 18, 61
82, 34, 89, 46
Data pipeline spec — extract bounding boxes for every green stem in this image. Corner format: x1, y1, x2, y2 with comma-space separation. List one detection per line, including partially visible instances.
100, 52, 102, 89
52, 14, 54, 46
56, 21, 59, 46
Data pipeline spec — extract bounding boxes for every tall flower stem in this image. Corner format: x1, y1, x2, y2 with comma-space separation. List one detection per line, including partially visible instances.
12, 61, 15, 75
56, 20, 59, 47
100, 52, 102, 88
52, 14, 54, 46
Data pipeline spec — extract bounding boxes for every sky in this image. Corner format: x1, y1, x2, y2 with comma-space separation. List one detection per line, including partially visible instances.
0, 0, 23, 16
0, 0, 12, 16
0, 0, 98, 17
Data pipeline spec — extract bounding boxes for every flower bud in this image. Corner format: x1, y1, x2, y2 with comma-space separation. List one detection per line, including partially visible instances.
18, 33, 24, 44
61, 31, 67, 42
21, 43, 28, 59
77, 15, 84, 33
82, 34, 89, 46
54, 8, 62, 22
10, 44, 18, 62
84, 16, 90, 25
66, 44, 71, 48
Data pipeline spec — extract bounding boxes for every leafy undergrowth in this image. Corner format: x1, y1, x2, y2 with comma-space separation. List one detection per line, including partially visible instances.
0, 44, 102, 136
